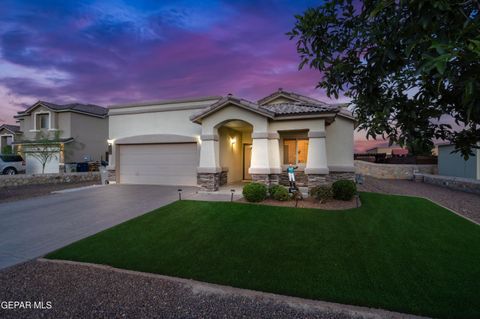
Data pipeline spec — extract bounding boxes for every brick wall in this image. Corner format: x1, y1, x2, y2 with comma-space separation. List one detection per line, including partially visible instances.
355, 160, 437, 179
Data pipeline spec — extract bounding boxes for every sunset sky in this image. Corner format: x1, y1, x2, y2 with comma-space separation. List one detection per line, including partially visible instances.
0, 0, 387, 152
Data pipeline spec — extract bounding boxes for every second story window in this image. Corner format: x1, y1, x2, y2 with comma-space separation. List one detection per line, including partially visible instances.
37, 113, 50, 130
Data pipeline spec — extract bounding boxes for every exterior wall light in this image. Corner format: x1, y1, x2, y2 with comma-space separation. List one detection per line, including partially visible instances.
230, 137, 236, 145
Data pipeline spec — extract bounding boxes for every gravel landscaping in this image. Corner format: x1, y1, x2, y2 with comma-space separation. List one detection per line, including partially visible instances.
0, 181, 97, 204
0, 260, 392, 319
358, 176, 480, 224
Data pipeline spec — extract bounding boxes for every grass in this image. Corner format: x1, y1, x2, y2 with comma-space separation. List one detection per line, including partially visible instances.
46, 192, 480, 318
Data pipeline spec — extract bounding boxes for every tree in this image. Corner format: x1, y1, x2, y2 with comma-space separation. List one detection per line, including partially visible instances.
288, 0, 480, 158
1, 145, 13, 154
22, 131, 62, 174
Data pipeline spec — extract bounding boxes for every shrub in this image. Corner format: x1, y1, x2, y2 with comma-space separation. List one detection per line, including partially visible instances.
242, 182, 267, 202
310, 186, 332, 203
268, 184, 284, 198
273, 186, 289, 201
332, 179, 357, 201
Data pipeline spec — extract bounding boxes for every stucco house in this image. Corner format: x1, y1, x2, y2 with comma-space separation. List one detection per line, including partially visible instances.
0, 124, 21, 154
108, 89, 355, 191
14, 101, 108, 174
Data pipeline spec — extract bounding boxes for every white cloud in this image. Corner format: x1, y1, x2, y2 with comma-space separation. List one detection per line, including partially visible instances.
0, 59, 71, 87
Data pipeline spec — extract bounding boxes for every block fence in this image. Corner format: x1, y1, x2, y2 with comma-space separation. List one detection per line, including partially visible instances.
354, 160, 437, 179
0, 172, 100, 188
414, 173, 480, 195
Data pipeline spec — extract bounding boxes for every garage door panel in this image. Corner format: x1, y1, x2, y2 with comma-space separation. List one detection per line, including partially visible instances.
120, 154, 196, 164
119, 143, 198, 186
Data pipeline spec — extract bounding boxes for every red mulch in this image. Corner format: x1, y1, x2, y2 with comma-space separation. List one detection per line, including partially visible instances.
237, 197, 359, 210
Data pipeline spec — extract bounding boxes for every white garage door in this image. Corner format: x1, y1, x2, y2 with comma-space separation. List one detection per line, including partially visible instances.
26, 152, 60, 174
119, 143, 198, 185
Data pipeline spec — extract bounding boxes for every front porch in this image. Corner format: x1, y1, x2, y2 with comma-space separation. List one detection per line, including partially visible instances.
192, 94, 355, 191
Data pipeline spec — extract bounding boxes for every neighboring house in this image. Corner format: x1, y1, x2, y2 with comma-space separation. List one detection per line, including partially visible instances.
14, 101, 108, 174
366, 146, 408, 156
0, 124, 21, 154
438, 144, 480, 180
108, 88, 356, 191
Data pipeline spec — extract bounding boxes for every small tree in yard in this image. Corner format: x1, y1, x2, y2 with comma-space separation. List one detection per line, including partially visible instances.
23, 131, 62, 174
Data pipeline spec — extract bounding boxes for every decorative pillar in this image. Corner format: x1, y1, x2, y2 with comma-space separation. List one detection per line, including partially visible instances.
268, 132, 282, 185
305, 130, 329, 190
249, 132, 271, 185
197, 133, 221, 191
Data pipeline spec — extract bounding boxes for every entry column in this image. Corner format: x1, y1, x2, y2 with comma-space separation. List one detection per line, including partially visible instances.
249, 132, 271, 185
197, 133, 221, 191
305, 130, 329, 190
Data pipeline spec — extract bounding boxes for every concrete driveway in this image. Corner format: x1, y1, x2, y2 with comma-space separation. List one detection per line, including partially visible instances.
0, 184, 198, 270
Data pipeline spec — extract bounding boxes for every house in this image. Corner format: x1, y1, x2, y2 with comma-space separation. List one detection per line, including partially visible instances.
0, 124, 21, 154
366, 146, 408, 156
14, 101, 108, 174
437, 144, 480, 180
108, 89, 356, 191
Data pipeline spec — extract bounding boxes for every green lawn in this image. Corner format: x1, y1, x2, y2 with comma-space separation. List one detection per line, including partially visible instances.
46, 192, 480, 318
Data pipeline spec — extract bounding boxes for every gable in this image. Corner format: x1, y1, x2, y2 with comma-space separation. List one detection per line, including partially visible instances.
190, 96, 273, 124
262, 95, 299, 105
0, 128, 12, 135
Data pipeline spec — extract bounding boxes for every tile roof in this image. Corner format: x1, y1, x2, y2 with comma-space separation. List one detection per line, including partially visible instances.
259, 102, 338, 116
190, 95, 275, 122
190, 94, 345, 122
39, 101, 108, 116
0, 124, 21, 133
17, 101, 108, 117
257, 88, 327, 105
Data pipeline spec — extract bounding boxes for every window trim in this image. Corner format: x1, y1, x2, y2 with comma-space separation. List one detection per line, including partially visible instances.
31, 111, 52, 131
282, 138, 309, 165
0, 134, 14, 150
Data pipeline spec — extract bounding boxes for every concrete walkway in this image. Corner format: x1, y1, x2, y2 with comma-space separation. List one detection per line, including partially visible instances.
0, 184, 201, 269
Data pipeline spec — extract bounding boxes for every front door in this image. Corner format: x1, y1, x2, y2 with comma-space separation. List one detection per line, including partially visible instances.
243, 144, 252, 180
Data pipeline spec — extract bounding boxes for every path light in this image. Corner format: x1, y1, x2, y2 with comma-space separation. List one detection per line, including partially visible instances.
178, 188, 182, 201
230, 189, 235, 202
355, 193, 359, 208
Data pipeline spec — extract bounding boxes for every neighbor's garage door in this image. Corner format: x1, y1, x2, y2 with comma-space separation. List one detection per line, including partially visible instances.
119, 143, 198, 186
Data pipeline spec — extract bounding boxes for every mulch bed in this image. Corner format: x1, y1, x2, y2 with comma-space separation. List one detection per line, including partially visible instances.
237, 197, 359, 210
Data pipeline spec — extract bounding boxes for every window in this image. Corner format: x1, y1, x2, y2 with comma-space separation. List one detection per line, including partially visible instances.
1, 135, 13, 146
283, 139, 309, 165
37, 113, 50, 129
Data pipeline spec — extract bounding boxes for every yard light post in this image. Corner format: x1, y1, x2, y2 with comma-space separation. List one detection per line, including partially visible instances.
355, 193, 359, 208
230, 189, 235, 202
178, 188, 182, 201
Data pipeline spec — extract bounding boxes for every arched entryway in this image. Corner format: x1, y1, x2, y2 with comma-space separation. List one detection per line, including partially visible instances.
216, 120, 253, 185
